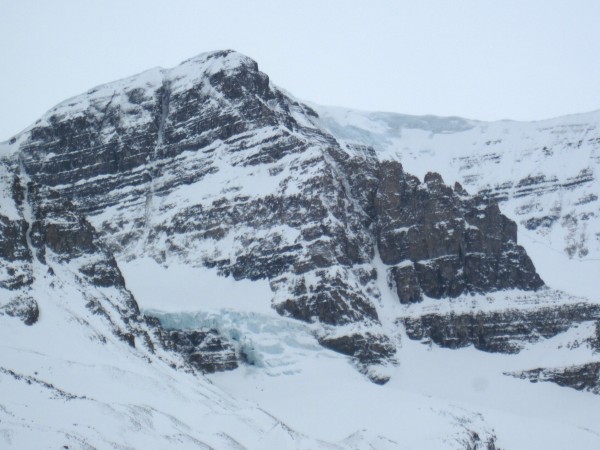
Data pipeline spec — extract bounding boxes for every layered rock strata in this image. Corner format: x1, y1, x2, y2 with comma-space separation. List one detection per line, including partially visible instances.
2, 50, 554, 374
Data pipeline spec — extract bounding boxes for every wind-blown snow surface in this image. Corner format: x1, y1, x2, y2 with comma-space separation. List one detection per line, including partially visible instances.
314, 105, 600, 300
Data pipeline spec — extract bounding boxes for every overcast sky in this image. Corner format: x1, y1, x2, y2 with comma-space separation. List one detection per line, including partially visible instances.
1, 0, 600, 140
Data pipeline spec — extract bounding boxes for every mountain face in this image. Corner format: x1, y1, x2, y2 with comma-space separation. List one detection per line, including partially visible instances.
8, 50, 544, 369
314, 106, 600, 298
1, 50, 600, 449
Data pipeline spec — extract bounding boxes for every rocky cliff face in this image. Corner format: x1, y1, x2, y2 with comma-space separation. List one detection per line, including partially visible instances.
0, 166, 33, 297
315, 106, 600, 301
0, 157, 157, 351
0, 50, 554, 378
373, 161, 542, 301
0, 156, 244, 376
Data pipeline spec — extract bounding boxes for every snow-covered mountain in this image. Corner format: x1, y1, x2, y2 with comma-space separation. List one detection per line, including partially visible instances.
314, 106, 600, 299
1, 50, 599, 449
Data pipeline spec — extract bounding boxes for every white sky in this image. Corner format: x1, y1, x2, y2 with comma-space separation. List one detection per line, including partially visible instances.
1, 0, 600, 140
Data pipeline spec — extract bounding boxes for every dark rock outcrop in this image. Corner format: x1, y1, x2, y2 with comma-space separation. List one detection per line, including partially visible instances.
588, 321, 600, 351
0, 295, 39, 325
0, 175, 33, 292
274, 269, 379, 326
319, 332, 396, 384
160, 328, 238, 374
374, 161, 543, 303
508, 362, 600, 394
402, 302, 600, 353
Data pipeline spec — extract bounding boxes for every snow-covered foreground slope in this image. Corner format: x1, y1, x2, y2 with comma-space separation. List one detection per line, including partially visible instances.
314, 106, 600, 299
119, 257, 600, 449
211, 333, 600, 450
0, 258, 509, 450
0, 306, 288, 450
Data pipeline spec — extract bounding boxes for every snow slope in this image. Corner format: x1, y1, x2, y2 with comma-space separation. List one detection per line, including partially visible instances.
0, 255, 509, 450
120, 257, 600, 450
